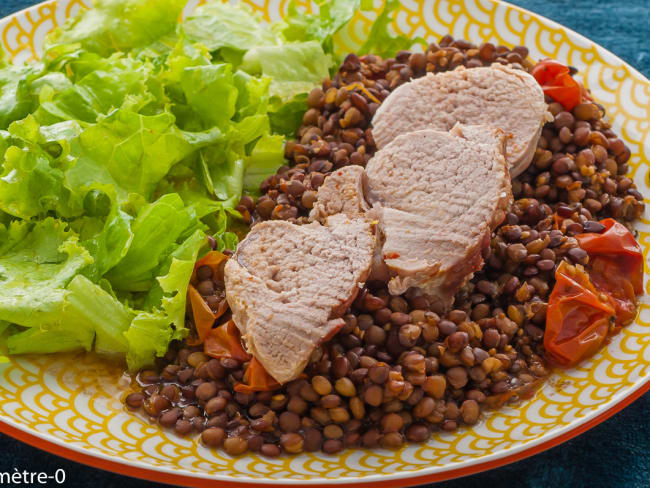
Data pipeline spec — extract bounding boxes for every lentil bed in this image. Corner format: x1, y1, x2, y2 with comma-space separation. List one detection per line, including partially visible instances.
125, 35, 645, 457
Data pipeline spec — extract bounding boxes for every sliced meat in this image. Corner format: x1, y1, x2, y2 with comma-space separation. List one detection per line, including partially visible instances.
308, 166, 389, 286
224, 215, 374, 383
309, 164, 368, 222
310, 124, 512, 312
367, 125, 512, 310
371, 65, 549, 177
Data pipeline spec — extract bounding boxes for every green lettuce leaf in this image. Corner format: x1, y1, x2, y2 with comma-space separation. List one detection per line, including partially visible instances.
34, 52, 161, 124
0, 220, 30, 255
241, 40, 332, 100
5, 246, 201, 367
6, 323, 95, 355
64, 274, 134, 355
0, 321, 10, 363
7, 274, 133, 356
243, 134, 285, 192
105, 193, 193, 291
66, 110, 222, 201
123, 311, 172, 371
156, 229, 205, 330
281, 0, 360, 55
0, 116, 82, 219
46, 0, 186, 57
180, 64, 238, 130
156, 169, 220, 218
358, 0, 423, 58
182, 2, 334, 101
154, 175, 239, 251
0, 218, 93, 328
122, 228, 205, 370
233, 70, 271, 120
181, 1, 279, 53
268, 92, 308, 136
234, 114, 270, 146
0, 55, 41, 129
78, 186, 134, 280
198, 146, 246, 206
160, 38, 211, 101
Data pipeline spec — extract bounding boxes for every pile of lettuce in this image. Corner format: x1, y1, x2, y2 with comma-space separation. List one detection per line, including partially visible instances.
0, 0, 414, 369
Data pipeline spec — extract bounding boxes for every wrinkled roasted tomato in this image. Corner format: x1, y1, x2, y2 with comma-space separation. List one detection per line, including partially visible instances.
204, 320, 250, 362
187, 251, 229, 344
544, 261, 615, 367
187, 284, 223, 344
532, 59, 582, 111
234, 357, 282, 393
576, 218, 643, 295
545, 219, 644, 367
186, 250, 280, 391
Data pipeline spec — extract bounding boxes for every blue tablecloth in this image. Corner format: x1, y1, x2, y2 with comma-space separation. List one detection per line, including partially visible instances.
0, 1, 648, 487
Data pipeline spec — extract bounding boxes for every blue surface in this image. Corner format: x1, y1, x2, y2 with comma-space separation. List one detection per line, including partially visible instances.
0, 1, 648, 487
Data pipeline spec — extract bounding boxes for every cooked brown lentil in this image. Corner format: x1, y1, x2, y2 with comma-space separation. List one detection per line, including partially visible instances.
125, 34, 645, 458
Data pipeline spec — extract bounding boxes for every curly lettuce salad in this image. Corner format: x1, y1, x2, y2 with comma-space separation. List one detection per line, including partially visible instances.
0, 0, 415, 370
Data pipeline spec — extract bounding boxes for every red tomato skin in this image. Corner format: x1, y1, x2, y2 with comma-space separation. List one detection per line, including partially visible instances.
544, 262, 615, 367
576, 218, 643, 294
546, 219, 644, 367
532, 59, 582, 111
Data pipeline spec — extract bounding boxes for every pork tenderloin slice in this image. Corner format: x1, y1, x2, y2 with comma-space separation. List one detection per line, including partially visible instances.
376, 206, 490, 311
308, 167, 392, 286
371, 64, 549, 177
224, 216, 374, 383
309, 165, 369, 222
367, 126, 512, 311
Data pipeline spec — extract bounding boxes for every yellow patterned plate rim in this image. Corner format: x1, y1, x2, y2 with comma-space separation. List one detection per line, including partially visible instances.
0, 0, 649, 485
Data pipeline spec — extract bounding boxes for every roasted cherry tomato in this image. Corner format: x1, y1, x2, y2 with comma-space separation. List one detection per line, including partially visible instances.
191, 250, 228, 286
234, 357, 281, 393
587, 257, 637, 328
576, 219, 643, 328
186, 250, 279, 390
546, 219, 644, 366
187, 284, 218, 344
186, 251, 229, 344
204, 320, 250, 362
544, 261, 615, 367
532, 59, 582, 111
576, 218, 643, 294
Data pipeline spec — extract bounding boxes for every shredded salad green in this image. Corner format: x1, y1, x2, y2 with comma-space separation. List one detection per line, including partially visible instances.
0, 0, 415, 369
